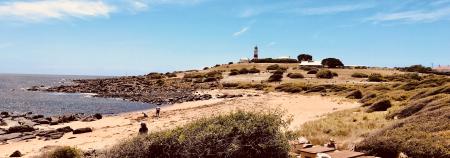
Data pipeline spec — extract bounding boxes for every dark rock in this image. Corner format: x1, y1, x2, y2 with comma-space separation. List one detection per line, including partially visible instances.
33, 118, 50, 124
17, 134, 36, 141
48, 132, 64, 139
1, 111, 9, 118
346, 90, 363, 99
73, 127, 92, 134
366, 99, 392, 113
49, 121, 59, 125
81, 117, 97, 122
9, 150, 22, 157
57, 126, 73, 133
93, 113, 102, 120
31, 115, 44, 119
0, 128, 7, 135
7, 125, 34, 133
36, 130, 57, 137
0, 133, 21, 141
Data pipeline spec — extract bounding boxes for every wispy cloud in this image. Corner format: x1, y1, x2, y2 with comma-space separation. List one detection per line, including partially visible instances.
232, 26, 250, 37
127, 0, 149, 12
295, 4, 374, 15
267, 42, 276, 47
0, 0, 115, 22
368, 7, 450, 23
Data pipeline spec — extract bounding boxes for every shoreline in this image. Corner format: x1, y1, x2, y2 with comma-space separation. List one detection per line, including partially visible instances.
0, 89, 360, 157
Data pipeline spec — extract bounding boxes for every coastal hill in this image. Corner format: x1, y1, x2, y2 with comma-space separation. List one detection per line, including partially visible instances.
1, 62, 449, 158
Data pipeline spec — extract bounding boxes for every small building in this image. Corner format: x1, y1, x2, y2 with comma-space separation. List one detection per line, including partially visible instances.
433, 65, 450, 72
299, 60, 323, 68
299, 146, 335, 158
238, 57, 250, 63
276, 56, 292, 59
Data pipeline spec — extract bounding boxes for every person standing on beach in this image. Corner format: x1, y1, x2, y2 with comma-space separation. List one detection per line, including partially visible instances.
156, 106, 161, 118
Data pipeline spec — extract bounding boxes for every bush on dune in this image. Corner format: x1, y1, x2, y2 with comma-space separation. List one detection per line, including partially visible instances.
287, 73, 304, 79
316, 69, 334, 79
36, 146, 82, 158
368, 73, 384, 82
103, 111, 290, 158
351, 72, 368, 78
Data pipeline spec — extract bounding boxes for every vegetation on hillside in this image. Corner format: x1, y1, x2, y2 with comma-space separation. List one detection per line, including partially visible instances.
297, 54, 313, 62
103, 111, 290, 158
321, 58, 344, 68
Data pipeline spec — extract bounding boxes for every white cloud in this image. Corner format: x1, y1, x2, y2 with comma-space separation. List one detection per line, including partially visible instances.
232, 26, 249, 37
127, 0, 149, 12
295, 4, 374, 15
368, 7, 450, 23
0, 0, 115, 22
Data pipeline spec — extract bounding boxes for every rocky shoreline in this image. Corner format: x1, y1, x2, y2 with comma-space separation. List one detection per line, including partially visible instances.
43, 76, 218, 105
0, 111, 101, 144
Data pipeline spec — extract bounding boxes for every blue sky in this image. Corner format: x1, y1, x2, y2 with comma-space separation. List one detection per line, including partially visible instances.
1, 0, 450, 76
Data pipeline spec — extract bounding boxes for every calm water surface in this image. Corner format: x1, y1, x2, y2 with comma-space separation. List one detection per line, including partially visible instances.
0, 74, 153, 116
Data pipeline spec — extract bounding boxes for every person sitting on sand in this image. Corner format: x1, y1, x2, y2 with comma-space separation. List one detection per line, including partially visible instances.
325, 139, 336, 149
139, 123, 148, 135
156, 106, 161, 118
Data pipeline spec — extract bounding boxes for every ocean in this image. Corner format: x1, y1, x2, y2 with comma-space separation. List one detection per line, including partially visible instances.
0, 74, 153, 116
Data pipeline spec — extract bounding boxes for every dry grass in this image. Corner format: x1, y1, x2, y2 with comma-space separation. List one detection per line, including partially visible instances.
295, 108, 391, 150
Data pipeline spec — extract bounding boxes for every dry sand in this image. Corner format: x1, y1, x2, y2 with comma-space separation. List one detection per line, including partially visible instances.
0, 89, 360, 157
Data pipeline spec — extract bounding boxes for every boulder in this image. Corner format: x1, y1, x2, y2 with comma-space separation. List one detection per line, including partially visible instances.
7, 125, 34, 133
56, 126, 73, 133
93, 113, 102, 120
0, 133, 21, 141
346, 90, 363, 99
0, 128, 7, 135
1, 111, 10, 118
33, 118, 50, 124
366, 99, 392, 113
81, 117, 97, 122
9, 150, 22, 157
48, 132, 64, 140
73, 127, 92, 134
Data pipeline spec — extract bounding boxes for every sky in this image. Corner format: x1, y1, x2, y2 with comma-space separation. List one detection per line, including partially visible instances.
0, 0, 450, 76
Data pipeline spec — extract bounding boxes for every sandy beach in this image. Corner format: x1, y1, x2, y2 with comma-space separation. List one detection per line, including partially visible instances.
0, 89, 360, 157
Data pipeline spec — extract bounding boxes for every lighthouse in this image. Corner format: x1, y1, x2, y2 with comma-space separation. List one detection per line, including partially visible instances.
253, 46, 258, 60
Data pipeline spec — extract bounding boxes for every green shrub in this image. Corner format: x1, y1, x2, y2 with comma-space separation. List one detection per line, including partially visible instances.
275, 83, 309, 93
268, 74, 283, 82
38, 146, 82, 158
104, 111, 290, 158
351, 72, 369, 78
229, 69, 239, 76
272, 69, 285, 75
222, 82, 239, 88
368, 73, 384, 82
147, 72, 165, 79
206, 71, 223, 79
203, 67, 209, 70
165, 72, 177, 78
239, 68, 249, 74
287, 73, 304, 79
316, 69, 334, 79
332, 71, 338, 77
183, 73, 205, 79
248, 67, 261, 73
228, 62, 233, 65
321, 58, 344, 68
267, 64, 280, 70
307, 69, 318, 74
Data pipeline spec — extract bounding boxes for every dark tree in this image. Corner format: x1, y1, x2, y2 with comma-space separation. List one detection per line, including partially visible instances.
297, 54, 313, 62
321, 58, 344, 68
